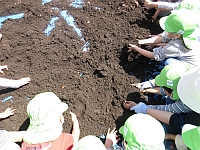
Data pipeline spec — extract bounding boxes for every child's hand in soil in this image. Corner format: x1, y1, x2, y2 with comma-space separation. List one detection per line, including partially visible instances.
123, 101, 137, 109
128, 44, 139, 52
0, 107, 15, 119
146, 44, 155, 50
0, 65, 8, 74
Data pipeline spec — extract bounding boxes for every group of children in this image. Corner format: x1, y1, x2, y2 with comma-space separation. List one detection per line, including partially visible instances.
124, 0, 200, 149
1, 0, 200, 149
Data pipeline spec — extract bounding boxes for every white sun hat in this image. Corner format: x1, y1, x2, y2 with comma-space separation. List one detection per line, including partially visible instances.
177, 66, 200, 113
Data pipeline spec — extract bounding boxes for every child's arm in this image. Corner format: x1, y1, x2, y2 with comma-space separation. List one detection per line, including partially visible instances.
138, 35, 163, 45
157, 1, 181, 11
152, 9, 161, 21
131, 80, 165, 95
144, 0, 159, 8
70, 111, 80, 144
0, 65, 30, 88
8, 131, 26, 142
165, 133, 176, 140
0, 107, 15, 119
128, 44, 154, 59
140, 103, 173, 124
145, 0, 181, 11
165, 134, 189, 150
143, 87, 161, 94
147, 100, 192, 113
149, 43, 167, 47
0, 77, 30, 89
131, 99, 191, 114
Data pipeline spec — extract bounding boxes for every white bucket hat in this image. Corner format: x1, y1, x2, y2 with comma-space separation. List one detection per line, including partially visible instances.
23, 92, 68, 144
72, 135, 106, 150
177, 67, 200, 113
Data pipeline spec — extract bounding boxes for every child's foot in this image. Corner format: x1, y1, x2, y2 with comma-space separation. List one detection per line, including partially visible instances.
17, 77, 31, 88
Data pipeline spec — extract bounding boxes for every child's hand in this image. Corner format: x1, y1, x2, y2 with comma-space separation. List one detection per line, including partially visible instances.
128, 44, 138, 52
123, 101, 137, 109
0, 107, 15, 119
105, 128, 119, 148
146, 44, 154, 50
144, 0, 152, 7
131, 83, 146, 92
70, 111, 78, 122
129, 102, 149, 114
0, 65, 8, 74
133, 0, 139, 7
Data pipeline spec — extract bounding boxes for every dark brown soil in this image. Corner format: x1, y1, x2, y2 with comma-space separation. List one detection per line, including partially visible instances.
0, 0, 164, 139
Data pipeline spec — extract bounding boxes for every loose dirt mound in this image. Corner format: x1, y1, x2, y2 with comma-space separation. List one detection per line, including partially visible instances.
0, 0, 164, 138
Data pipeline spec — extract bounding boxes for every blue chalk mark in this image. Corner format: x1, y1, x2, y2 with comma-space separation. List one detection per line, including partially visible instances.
82, 41, 90, 52
70, 0, 85, 8
44, 17, 59, 36
42, 0, 89, 51
60, 10, 83, 38
2, 96, 13, 103
0, 13, 24, 28
79, 72, 84, 76
51, 7, 59, 10
42, 0, 52, 5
